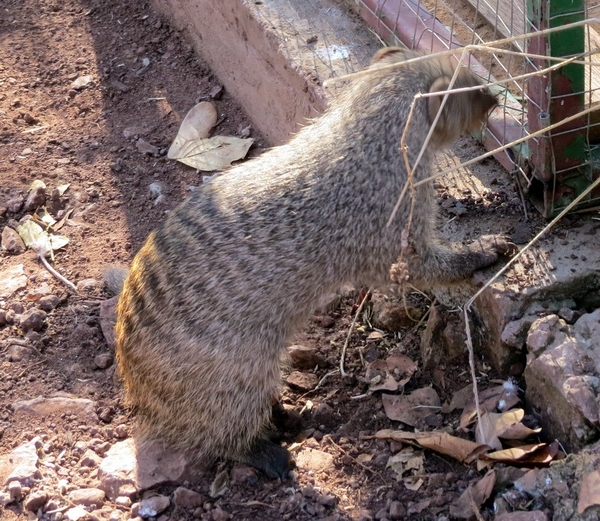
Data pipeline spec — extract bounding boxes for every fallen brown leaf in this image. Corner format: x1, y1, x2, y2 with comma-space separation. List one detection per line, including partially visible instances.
450, 469, 496, 519
376, 429, 488, 464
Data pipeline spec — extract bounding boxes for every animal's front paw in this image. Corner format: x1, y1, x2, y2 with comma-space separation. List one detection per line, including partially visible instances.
475, 235, 518, 258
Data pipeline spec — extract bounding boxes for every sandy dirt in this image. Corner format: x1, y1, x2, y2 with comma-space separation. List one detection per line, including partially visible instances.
0, 0, 579, 520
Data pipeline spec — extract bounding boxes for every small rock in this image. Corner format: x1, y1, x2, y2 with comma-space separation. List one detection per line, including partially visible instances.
0, 309, 6, 326
173, 486, 205, 508
316, 493, 337, 507
314, 291, 344, 314
302, 486, 316, 498
114, 424, 128, 438
65, 505, 89, 521
123, 126, 147, 139
136, 495, 170, 518
239, 124, 252, 139
7, 480, 22, 500
23, 490, 48, 512
6, 341, 39, 362
98, 406, 115, 423
421, 304, 468, 370
557, 307, 577, 324
313, 403, 336, 429
0, 264, 27, 299
94, 353, 114, 369
372, 296, 422, 331
99, 438, 201, 500
6, 196, 24, 213
526, 314, 567, 354
26, 282, 53, 303
80, 449, 103, 467
389, 501, 406, 520
77, 278, 101, 294
288, 345, 325, 370
19, 308, 47, 333
1, 438, 42, 487
211, 506, 232, 521
1, 226, 26, 254
68, 488, 105, 508
9, 301, 23, 314
115, 496, 132, 508
24, 186, 46, 212
0, 491, 12, 507
230, 464, 258, 485
23, 113, 37, 125
110, 80, 130, 93
286, 371, 318, 392
296, 448, 334, 472
71, 75, 93, 90
136, 138, 159, 156
70, 322, 98, 343
5, 309, 16, 324
12, 396, 98, 423
209, 85, 223, 99
38, 295, 60, 312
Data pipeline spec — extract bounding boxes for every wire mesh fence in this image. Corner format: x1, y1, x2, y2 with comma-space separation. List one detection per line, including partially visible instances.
345, 0, 600, 217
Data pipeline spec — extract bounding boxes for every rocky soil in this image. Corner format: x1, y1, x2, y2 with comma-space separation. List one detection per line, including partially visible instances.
1, 0, 600, 520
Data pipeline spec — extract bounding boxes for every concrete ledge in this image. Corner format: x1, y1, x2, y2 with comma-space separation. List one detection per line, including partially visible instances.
152, 0, 380, 144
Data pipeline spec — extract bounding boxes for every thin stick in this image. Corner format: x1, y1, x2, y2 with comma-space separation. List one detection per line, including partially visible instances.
38, 254, 78, 293
340, 289, 371, 378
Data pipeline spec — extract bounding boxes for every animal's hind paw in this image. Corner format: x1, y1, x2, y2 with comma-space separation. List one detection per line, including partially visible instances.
243, 438, 293, 479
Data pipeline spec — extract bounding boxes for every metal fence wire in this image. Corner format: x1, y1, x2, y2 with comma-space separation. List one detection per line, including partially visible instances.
338, 0, 600, 217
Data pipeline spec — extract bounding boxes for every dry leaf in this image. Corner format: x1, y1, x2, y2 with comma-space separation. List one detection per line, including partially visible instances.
209, 467, 229, 498
577, 470, 600, 514
356, 453, 373, 464
56, 182, 71, 196
443, 383, 474, 413
52, 208, 74, 232
376, 429, 487, 464
17, 220, 46, 247
486, 409, 542, 440
460, 381, 521, 431
450, 469, 496, 519
170, 135, 254, 171
475, 411, 502, 450
366, 354, 417, 392
386, 448, 422, 477
168, 101, 221, 161
34, 207, 57, 227
366, 331, 384, 341
480, 442, 558, 466
382, 387, 440, 426
49, 234, 69, 251
403, 477, 424, 491
167, 95, 254, 171
17, 219, 69, 260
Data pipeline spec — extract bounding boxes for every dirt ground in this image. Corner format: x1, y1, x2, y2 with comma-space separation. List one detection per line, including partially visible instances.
0, 0, 583, 520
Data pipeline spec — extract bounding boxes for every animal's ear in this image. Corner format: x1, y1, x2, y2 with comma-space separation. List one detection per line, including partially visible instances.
371, 47, 406, 64
427, 76, 452, 124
